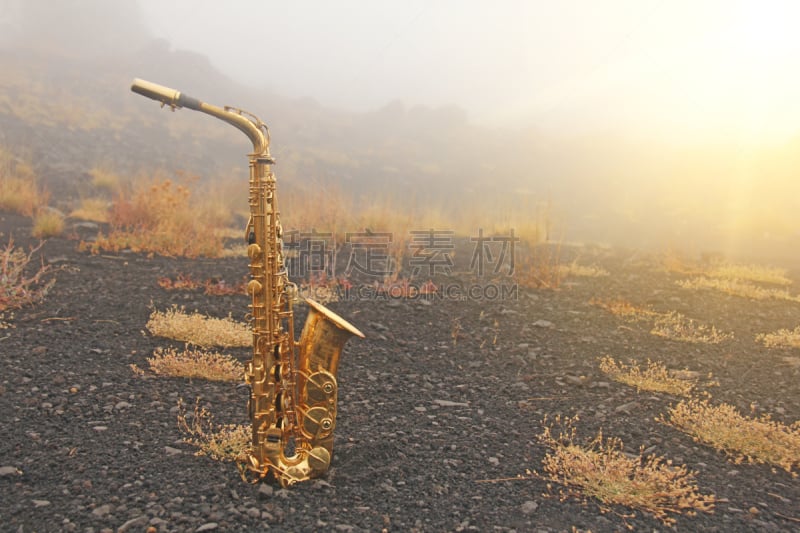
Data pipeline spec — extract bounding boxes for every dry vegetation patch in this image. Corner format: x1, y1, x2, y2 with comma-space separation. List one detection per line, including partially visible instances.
31, 208, 64, 238
177, 398, 250, 463
559, 261, 610, 279
756, 326, 800, 349
650, 311, 733, 344
676, 277, 800, 302
705, 263, 791, 286
146, 305, 251, 348
662, 399, 800, 476
69, 197, 110, 223
88, 166, 124, 194
593, 299, 731, 344
86, 177, 231, 258
598, 357, 699, 397
0, 147, 41, 217
139, 346, 244, 382
0, 239, 54, 311
590, 298, 657, 321
157, 273, 246, 296
537, 415, 715, 526
515, 244, 563, 289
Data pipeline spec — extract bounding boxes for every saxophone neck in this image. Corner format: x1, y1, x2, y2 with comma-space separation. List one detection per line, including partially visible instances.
131, 78, 270, 156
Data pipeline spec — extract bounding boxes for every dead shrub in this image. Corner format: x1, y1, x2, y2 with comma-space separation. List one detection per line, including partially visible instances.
177, 398, 250, 462
0, 239, 54, 311
598, 357, 698, 397
537, 415, 715, 526
145, 305, 251, 348
662, 399, 800, 475
87, 176, 229, 258
756, 326, 800, 349
650, 311, 733, 344
146, 346, 243, 382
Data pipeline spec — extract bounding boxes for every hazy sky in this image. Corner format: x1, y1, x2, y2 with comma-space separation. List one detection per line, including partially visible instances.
138, 0, 800, 145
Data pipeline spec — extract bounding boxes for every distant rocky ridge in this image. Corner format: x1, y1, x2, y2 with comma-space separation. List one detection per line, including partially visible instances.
3, 0, 800, 264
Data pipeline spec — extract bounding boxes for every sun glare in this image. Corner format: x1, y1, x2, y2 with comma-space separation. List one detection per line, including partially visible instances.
718, 2, 800, 144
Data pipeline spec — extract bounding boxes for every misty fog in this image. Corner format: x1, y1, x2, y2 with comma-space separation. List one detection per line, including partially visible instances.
2, 0, 800, 265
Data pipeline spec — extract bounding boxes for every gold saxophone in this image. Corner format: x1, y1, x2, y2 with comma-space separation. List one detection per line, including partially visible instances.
131, 79, 364, 486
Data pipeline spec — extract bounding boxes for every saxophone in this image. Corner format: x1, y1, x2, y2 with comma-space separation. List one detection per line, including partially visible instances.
131, 79, 364, 486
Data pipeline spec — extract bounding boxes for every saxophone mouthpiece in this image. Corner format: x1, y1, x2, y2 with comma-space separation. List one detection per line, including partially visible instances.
131, 78, 201, 111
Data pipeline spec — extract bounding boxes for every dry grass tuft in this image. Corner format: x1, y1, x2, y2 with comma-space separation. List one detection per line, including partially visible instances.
705, 263, 791, 286
0, 176, 41, 216
592, 297, 731, 344
146, 305, 251, 348
559, 261, 610, 278
0, 147, 41, 216
537, 415, 715, 526
88, 166, 124, 194
662, 399, 800, 476
590, 298, 657, 321
515, 243, 563, 289
676, 277, 800, 302
598, 357, 698, 397
658, 249, 706, 276
146, 346, 243, 382
69, 197, 110, 223
650, 311, 733, 344
177, 398, 250, 462
0, 239, 54, 311
756, 326, 800, 349
31, 208, 64, 238
157, 273, 246, 296
157, 273, 202, 291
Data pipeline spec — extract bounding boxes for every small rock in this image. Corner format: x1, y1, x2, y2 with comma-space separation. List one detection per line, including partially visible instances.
32, 500, 51, 507
258, 484, 274, 498
669, 369, 700, 380
520, 500, 539, 514
117, 515, 148, 532
115, 401, 132, 410
615, 401, 637, 415
488, 457, 500, 466
93, 426, 108, 432
164, 447, 182, 456
564, 375, 588, 386
195, 523, 219, 532
92, 503, 113, 517
312, 479, 332, 489
0, 466, 21, 477
432, 399, 469, 407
